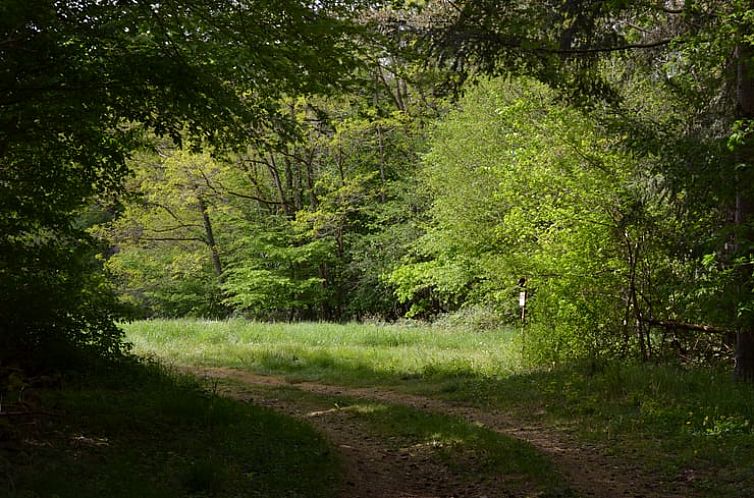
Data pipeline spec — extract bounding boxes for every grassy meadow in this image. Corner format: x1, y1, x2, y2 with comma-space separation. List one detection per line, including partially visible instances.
124, 319, 754, 497
124, 319, 524, 384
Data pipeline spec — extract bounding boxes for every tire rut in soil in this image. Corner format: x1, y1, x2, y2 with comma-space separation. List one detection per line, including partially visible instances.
190, 367, 694, 498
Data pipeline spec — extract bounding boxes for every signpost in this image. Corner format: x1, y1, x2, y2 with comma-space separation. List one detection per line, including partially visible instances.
517, 277, 527, 324
519, 289, 527, 322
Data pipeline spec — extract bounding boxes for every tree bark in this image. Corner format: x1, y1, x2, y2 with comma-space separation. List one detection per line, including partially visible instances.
622, 230, 649, 360
734, 40, 754, 381
305, 150, 319, 209
266, 154, 293, 218
197, 196, 223, 279
648, 319, 731, 335
736, 330, 754, 381
376, 124, 387, 203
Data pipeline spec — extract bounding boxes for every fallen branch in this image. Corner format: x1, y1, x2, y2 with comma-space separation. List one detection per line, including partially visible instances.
0, 409, 57, 418
0, 411, 35, 417
648, 319, 732, 335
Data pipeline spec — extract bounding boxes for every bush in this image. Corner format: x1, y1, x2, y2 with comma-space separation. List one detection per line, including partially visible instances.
433, 304, 512, 332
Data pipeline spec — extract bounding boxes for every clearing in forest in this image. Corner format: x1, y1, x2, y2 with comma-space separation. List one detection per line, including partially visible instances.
124, 319, 754, 498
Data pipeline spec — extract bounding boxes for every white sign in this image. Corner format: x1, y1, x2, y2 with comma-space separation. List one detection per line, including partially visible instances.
519, 291, 526, 307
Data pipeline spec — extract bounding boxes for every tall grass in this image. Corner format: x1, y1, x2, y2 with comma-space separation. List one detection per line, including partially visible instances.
124, 319, 523, 384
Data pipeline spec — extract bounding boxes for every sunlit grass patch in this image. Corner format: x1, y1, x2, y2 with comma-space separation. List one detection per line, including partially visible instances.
124, 319, 522, 384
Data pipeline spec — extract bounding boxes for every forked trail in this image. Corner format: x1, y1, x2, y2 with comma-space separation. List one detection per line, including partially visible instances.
191, 367, 693, 498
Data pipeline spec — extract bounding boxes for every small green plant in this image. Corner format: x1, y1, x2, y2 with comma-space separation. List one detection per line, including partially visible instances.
697, 414, 752, 437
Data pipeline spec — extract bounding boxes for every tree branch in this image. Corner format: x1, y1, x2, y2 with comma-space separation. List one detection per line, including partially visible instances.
198, 166, 283, 206
143, 225, 203, 233
148, 201, 186, 223
534, 268, 619, 279
547, 39, 673, 55
648, 319, 732, 335
140, 236, 206, 243
449, 30, 674, 56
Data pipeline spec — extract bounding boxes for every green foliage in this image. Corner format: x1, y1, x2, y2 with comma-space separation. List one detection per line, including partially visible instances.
432, 304, 514, 333
107, 246, 224, 318
102, 148, 231, 318
343, 217, 422, 319
391, 77, 636, 361
0, 0, 374, 367
389, 259, 475, 318
221, 219, 332, 319
105, 66, 440, 321
420, 1, 754, 374
0, 226, 126, 366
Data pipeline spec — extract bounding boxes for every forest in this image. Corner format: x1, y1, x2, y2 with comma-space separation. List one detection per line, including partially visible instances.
4, 1, 754, 497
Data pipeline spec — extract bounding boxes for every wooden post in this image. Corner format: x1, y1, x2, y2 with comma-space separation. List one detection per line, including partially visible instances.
518, 277, 527, 324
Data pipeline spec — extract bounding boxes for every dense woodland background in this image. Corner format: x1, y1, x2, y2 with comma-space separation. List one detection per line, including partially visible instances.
4, 0, 754, 377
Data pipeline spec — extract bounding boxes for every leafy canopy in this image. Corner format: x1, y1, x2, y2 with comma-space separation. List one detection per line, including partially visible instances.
0, 0, 377, 365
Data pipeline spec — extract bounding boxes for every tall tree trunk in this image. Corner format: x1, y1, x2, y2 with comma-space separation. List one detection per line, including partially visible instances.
376, 124, 387, 203
734, 41, 754, 381
305, 151, 318, 209
267, 154, 293, 218
626, 237, 649, 361
197, 196, 223, 279
284, 155, 300, 211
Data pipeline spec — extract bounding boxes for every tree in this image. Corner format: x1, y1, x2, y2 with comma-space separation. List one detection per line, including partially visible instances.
0, 0, 372, 367
422, 1, 754, 378
103, 148, 233, 318
105, 81, 438, 321
214, 89, 434, 321
392, 78, 643, 361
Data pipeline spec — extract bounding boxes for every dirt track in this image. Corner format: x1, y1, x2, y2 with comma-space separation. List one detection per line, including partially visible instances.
191, 367, 694, 498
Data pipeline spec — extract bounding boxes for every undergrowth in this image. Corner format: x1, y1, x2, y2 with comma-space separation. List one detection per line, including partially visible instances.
434, 362, 754, 496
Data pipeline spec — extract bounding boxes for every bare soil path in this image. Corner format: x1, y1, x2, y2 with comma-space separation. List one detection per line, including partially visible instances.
190, 367, 694, 498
